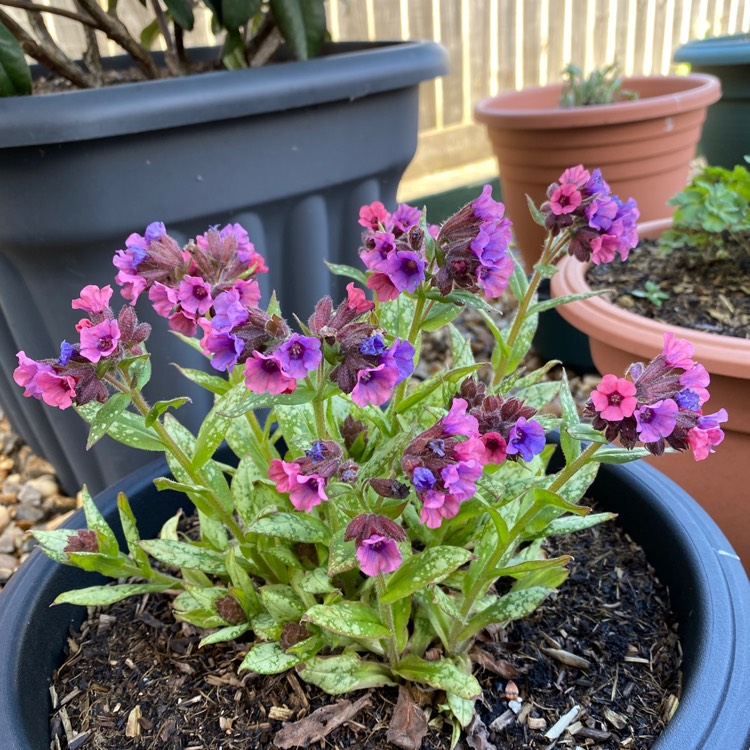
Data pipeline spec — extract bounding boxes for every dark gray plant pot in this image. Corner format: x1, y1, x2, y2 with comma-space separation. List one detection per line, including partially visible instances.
0, 40, 447, 495
674, 34, 750, 168
0, 455, 747, 748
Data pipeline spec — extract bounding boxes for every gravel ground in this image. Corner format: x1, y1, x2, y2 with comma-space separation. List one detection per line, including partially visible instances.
0, 291, 601, 593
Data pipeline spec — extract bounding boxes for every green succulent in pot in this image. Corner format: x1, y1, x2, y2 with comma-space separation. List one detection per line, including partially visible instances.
0, 0, 327, 96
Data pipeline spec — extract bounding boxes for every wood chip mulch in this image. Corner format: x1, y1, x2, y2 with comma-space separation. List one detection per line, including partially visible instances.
50, 510, 680, 750
587, 238, 750, 339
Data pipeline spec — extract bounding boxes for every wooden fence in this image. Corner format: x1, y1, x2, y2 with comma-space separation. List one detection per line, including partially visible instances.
6, 0, 748, 187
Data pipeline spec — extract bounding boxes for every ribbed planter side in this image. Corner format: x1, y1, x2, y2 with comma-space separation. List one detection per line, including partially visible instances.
0, 456, 747, 749
0, 41, 447, 496
551, 219, 750, 565
674, 34, 750, 168
475, 74, 721, 270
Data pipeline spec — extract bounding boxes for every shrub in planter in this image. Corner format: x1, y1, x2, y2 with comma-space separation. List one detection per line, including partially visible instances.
1, 167, 742, 746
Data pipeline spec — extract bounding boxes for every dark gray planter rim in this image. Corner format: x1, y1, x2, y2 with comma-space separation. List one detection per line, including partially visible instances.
0, 40, 448, 147
0, 455, 748, 749
674, 33, 750, 66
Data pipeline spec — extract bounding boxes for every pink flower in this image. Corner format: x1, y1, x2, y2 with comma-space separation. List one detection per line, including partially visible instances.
558, 165, 591, 187
289, 473, 328, 511
115, 271, 148, 304
269, 459, 301, 494
453, 436, 488, 464
680, 364, 710, 406
360, 231, 396, 271
345, 282, 375, 314
177, 275, 213, 316
548, 183, 582, 215
662, 333, 695, 370
356, 535, 402, 576
441, 460, 482, 501
589, 234, 621, 265
233, 279, 261, 308
442, 398, 479, 437
590, 374, 638, 421
35, 371, 76, 409
687, 409, 728, 461
366, 272, 400, 302
480, 432, 508, 464
79, 319, 120, 363
149, 282, 178, 317
419, 490, 461, 528
243, 352, 297, 395
167, 310, 198, 337
13, 352, 54, 398
71, 285, 113, 315
358, 201, 390, 231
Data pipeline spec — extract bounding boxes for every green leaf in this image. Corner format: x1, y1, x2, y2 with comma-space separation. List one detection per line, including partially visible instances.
551, 460, 599, 505
304, 602, 390, 640
139, 18, 161, 49
174, 365, 231, 395
395, 655, 481, 700
485, 555, 572, 581
298, 652, 396, 694
221, 0, 259, 30
328, 529, 358, 576
53, 583, 170, 607
544, 512, 616, 536
446, 692, 475, 728
117, 493, 151, 573
421, 301, 462, 332
526, 194, 546, 227
222, 29, 247, 69
514, 380, 559, 410
0, 22, 32, 97
324, 261, 368, 286
380, 547, 473, 603
359, 428, 415, 480
249, 512, 330, 544
565, 423, 608, 443
85, 393, 131, 449
32, 529, 82, 563
449, 324, 476, 368
592, 446, 652, 464
145, 397, 191, 428
163, 0, 194, 28
271, 0, 327, 60
239, 642, 301, 674
259, 584, 305, 622
295, 567, 336, 595
76, 401, 163, 452
192, 398, 232, 468
80, 486, 119, 557
526, 288, 609, 315
199, 623, 251, 647
139, 539, 227, 574
459, 586, 553, 640
558, 369, 581, 465
219, 381, 315, 419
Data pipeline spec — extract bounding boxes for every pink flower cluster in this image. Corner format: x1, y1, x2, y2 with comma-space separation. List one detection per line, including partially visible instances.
113, 222, 267, 338
269, 441, 353, 512
541, 165, 640, 264
309, 285, 414, 407
434, 185, 515, 299
401, 399, 487, 528
344, 514, 407, 577
14, 285, 150, 410
587, 333, 727, 460
359, 202, 431, 302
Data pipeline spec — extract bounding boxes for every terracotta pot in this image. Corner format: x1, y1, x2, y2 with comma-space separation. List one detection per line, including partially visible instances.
475, 75, 721, 271
551, 218, 750, 567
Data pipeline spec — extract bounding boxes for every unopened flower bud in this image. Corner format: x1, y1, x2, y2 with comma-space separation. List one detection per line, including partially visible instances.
368, 478, 410, 500
63, 529, 99, 553
215, 594, 245, 625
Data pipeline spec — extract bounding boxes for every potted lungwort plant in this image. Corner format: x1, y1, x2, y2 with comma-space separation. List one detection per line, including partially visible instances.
1, 169, 748, 749
0, 0, 448, 498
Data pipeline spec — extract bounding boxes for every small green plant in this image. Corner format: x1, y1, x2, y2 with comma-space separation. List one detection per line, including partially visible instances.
632, 280, 670, 308
559, 62, 638, 108
658, 158, 750, 262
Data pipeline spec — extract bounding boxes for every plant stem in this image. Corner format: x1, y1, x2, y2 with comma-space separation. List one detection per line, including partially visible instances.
106, 374, 245, 540
375, 575, 400, 668
548, 441, 602, 493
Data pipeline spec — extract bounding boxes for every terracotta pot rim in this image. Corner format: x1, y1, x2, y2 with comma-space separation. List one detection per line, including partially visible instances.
551, 217, 750, 378
475, 73, 721, 129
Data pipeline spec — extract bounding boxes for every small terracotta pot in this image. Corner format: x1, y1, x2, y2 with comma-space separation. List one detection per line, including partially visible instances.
475, 74, 721, 271
551, 218, 750, 567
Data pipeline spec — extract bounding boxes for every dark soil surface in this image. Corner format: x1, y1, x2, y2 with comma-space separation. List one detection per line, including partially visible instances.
50, 514, 680, 750
587, 238, 750, 339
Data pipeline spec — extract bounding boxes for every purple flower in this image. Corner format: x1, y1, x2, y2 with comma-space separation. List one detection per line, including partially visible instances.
233, 279, 262, 307
391, 204, 422, 233
356, 535, 402, 576
477, 256, 514, 299
13, 351, 53, 399
79, 319, 120, 363
276, 334, 322, 379
211, 289, 250, 332
674, 388, 701, 411
243, 352, 297, 395
635, 399, 679, 443
306, 441, 325, 461
470, 222, 512, 265
144, 221, 166, 243
177, 275, 213, 316
383, 250, 426, 293
472, 184, 507, 222
679, 364, 710, 405
688, 409, 728, 461
442, 398, 479, 437
384, 339, 415, 384
661, 333, 695, 370
412, 467, 436, 492
506, 417, 546, 462
360, 333, 387, 357
57, 341, 75, 366
71, 285, 113, 315
585, 195, 618, 231
350, 363, 399, 407
361, 231, 396, 271
203, 331, 244, 371
441, 459, 482, 501
289, 473, 328, 512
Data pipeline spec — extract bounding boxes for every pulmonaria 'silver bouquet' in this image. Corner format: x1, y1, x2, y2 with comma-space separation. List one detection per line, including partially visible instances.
14, 166, 726, 743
